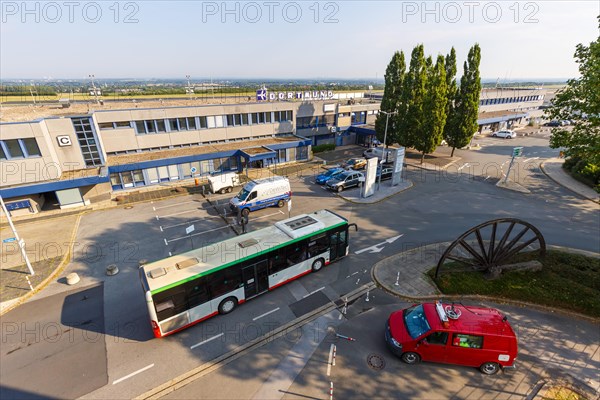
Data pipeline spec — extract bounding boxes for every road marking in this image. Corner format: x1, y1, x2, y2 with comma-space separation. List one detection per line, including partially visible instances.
346, 271, 359, 279
164, 238, 168, 246
155, 215, 159, 221
252, 307, 280, 321
112, 364, 154, 385
161, 217, 220, 230
457, 163, 470, 171
524, 157, 540, 162
154, 201, 197, 211
303, 287, 325, 298
167, 225, 231, 243
159, 226, 163, 232
355, 234, 403, 254
485, 176, 491, 181
160, 209, 198, 218
190, 333, 224, 350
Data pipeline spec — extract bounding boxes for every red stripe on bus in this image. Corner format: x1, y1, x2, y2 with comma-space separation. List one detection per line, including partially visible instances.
270, 269, 312, 290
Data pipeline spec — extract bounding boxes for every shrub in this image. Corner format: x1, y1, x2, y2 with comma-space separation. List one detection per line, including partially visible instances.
312, 144, 336, 153
562, 156, 579, 172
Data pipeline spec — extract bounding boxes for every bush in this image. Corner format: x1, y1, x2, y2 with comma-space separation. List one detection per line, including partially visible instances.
312, 144, 336, 153
562, 156, 579, 172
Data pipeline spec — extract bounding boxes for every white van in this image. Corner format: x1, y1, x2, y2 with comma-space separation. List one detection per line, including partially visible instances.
208, 172, 241, 194
229, 176, 291, 216
363, 146, 393, 162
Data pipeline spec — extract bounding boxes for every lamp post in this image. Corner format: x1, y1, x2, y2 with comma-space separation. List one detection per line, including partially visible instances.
377, 110, 397, 190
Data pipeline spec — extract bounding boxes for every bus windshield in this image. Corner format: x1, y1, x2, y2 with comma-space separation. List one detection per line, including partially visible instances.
404, 304, 431, 339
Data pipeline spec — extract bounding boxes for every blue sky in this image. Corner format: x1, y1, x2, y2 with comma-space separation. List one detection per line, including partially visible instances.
1, 1, 598, 80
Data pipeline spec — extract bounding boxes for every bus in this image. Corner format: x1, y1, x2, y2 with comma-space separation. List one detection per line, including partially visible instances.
139, 209, 357, 338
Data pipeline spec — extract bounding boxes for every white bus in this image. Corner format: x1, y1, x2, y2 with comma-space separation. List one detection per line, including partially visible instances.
139, 209, 357, 338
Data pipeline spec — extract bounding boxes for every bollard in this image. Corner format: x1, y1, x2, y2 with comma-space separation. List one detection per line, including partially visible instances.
66, 272, 80, 285
106, 264, 119, 276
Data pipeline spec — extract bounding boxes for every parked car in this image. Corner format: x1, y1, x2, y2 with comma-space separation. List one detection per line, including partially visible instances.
385, 301, 518, 375
491, 130, 516, 139
325, 170, 364, 192
543, 120, 561, 127
376, 166, 394, 181
315, 167, 345, 185
341, 157, 367, 170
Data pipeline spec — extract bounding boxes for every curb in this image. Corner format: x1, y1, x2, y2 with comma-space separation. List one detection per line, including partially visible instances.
371, 242, 600, 325
0, 212, 84, 316
338, 180, 414, 205
539, 160, 600, 204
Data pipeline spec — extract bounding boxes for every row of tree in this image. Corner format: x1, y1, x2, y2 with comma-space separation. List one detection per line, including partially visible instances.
375, 44, 482, 161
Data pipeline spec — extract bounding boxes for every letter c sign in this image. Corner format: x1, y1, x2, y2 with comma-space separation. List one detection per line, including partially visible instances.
57, 136, 72, 146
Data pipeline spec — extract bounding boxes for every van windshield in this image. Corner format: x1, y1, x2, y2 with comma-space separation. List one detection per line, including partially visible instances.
236, 187, 251, 201
404, 304, 431, 339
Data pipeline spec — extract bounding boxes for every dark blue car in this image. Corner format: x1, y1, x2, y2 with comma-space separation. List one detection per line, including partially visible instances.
316, 167, 345, 185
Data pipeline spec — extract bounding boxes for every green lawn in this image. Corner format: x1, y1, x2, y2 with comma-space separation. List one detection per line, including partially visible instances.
430, 250, 600, 318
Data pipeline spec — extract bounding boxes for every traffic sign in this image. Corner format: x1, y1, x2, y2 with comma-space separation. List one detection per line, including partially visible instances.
512, 147, 523, 157
190, 167, 197, 174
186, 225, 195, 235
2, 237, 16, 243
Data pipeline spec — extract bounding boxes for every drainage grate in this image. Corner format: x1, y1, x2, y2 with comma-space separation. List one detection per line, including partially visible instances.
367, 353, 386, 370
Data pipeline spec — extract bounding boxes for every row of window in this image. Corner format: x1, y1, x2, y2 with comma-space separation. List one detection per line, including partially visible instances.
98, 111, 294, 135
480, 95, 543, 106
0, 138, 41, 160
296, 115, 336, 129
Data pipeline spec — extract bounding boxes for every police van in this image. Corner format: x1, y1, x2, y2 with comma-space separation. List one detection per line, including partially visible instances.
229, 176, 291, 217
385, 301, 518, 375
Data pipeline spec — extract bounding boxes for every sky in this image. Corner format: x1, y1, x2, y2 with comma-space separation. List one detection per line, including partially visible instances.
1, 1, 598, 81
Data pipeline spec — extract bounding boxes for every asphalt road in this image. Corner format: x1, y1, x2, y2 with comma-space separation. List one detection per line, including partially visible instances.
1, 135, 598, 399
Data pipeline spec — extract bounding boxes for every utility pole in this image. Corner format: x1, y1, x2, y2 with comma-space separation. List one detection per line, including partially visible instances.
377, 110, 397, 190
89, 74, 100, 104
0, 195, 35, 275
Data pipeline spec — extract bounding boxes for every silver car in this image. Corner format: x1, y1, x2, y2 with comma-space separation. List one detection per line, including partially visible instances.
491, 130, 516, 139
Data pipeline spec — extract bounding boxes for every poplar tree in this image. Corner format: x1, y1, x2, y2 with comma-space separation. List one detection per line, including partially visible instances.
398, 44, 427, 148
417, 55, 448, 163
446, 44, 482, 157
375, 51, 405, 146
443, 47, 458, 143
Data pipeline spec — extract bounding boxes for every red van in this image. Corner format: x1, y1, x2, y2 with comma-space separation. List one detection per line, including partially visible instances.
385, 301, 518, 374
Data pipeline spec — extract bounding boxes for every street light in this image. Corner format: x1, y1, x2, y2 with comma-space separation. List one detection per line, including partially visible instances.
377, 110, 397, 190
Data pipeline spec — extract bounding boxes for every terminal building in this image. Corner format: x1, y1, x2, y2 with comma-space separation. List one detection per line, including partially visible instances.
0, 87, 546, 216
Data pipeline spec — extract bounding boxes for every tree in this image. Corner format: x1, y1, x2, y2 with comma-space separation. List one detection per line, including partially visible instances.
546, 16, 600, 167
375, 51, 405, 146
416, 55, 448, 163
445, 44, 481, 157
398, 44, 427, 148
443, 48, 458, 143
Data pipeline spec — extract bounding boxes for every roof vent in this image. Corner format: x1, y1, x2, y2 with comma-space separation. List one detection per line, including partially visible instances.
149, 268, 167, 279
176, 258, 199, 269
238, 238, 259, 248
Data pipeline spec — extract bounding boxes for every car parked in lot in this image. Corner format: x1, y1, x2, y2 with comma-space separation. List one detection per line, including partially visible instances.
491, 130, 516, 139
325, 170, 364, 192
341, 157, 367, 170
377, 166, 394, 181
315, 167, 345, 185
544, 120, 561, 127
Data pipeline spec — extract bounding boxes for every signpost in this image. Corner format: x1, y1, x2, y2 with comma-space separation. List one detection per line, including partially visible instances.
504, 147, 524, 183
186, 224, 195, 248
0, 195, 35, 275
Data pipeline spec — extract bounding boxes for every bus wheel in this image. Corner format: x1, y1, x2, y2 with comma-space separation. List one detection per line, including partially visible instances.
312, 258, 325, 272
241, 208, 250, 217
480, 362, 500, 375
219, 297, 238, 314
401, 352, 421, 365
277, 199, 285, 208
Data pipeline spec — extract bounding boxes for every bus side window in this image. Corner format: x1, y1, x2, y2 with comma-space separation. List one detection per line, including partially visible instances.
287, 243, 308, 265
209, 268, 242, 298
185, 277, 209, 308
269, 248, 287, 274
308, 234, 329, 257
153, 288, 187, 321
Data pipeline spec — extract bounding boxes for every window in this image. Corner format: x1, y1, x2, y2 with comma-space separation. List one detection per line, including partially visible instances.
0, 145, 6, 160
241, 114, 249, 125
269, 248, 288, 274
226, 114, 234, 126
98, 122, 114, 129
187, 117, 197, 130
198, 116, 207, 129
452, 333, 483, 349
156, 120, 166, 133
72, 117, 103, 167
403, 304, 431, 339
5, 140, 24, 158
425, 331, 448, 345
145, 120, 156, 133
22, 138, 41, 157
185, 277, 210, 308
177, 118, 188, 130
135, 121, 146, 133
234, 114, 242, 126
169, 119, 179, 131
265, 112, 272, 123
115, 121, 131, 128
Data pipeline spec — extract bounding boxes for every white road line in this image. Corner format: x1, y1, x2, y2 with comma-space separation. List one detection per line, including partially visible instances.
112, 364, 154, 385
457, 163, 470, 171
485, 176, 491, 181
160, 209, 198, 218
524, 157, 540, 162
161, 216, 220, 230
153, 201, 198, 210
164, 238, 168, 246
252, 307, 280, 321
166, 224, 231, 243
303, 287, 325, 298
168, 252, 172, 256
190, 333, 224, 350
159, 226, 163, 232
346, 271, 359, 279
327, 344, 334, 376
155, 215, 159, 221
251, 210, 285, 220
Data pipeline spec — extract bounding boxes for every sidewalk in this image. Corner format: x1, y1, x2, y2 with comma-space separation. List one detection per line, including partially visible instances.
541, 158, 600, 203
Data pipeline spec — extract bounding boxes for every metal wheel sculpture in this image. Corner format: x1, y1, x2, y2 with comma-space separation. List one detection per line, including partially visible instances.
435, 218, 546, 279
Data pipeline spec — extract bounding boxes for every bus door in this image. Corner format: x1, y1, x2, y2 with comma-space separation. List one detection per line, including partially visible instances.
329, 229, 348, 261
242, 260, 269, 299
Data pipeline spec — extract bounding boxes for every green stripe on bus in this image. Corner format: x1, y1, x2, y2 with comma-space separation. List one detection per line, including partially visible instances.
151, 221, 347, 295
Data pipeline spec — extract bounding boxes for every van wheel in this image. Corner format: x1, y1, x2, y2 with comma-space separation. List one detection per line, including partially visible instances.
277, 199, 285, 208
241, 208, 250, 217
218, 297, 237, 314
480, 362, 500, 375
226, 187, 232, 193
220, 188, 228, 194
312, 258, 325, 272
401, 352, 421, 365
